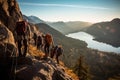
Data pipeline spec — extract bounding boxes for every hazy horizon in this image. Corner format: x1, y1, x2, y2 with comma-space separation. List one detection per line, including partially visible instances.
27, 15, 117, 23
18, 0, 120, 23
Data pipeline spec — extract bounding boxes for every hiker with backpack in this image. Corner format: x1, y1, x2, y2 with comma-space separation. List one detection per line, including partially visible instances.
50, 45, 58, 58
44, 33, 54, 58
55, 45, 63, 64
15, 19, 30, 57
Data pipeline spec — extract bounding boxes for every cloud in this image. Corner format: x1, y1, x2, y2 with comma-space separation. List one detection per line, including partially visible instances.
19, 2, 109, 10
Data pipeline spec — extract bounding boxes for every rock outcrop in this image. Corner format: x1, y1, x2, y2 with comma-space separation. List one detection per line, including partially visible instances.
0, 23, 16, 57
16, 58, 73, 80
0, 0, 22, 32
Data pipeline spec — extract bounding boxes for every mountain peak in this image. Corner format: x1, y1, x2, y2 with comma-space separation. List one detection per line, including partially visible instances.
111, 18, 120, 23
23, 15, 45, 24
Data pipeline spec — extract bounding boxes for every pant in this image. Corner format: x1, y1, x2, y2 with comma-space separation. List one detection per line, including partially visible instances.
37, 42, 42, 50
56, 54, 59, 64
44, 43, 50, 58
56, 53, 61, 64
50, 48, 55, 58
34, 38, 37, 46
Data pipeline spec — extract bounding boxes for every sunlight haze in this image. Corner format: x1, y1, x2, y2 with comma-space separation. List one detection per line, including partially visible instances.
18, 0, 120, 23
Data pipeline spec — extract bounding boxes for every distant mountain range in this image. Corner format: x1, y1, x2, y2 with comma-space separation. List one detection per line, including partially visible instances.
47, 21, 92, 34
23, 15, 92, 34
85, 18, 120, 47
23, 15, 45, 24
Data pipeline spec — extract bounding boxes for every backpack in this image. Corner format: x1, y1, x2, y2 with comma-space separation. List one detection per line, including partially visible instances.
45, 34, 52, 44
53, 46, 58, 53
56, 47, 63, 56
16, 21, 27, 35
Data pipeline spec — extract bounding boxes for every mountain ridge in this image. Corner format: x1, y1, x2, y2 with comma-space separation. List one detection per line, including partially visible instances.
23, 15, 92, 34
47, 20, 92, 34
85, 18, 120, 47
23, 15, 45, 24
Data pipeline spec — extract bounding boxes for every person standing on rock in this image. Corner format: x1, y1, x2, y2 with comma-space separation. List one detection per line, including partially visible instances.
15, 19, 30, 57
55, 45, 63, 64
44, 33, 54, 58
33, 32, 37, 46
37, 34, 43, 50
50, 45, 58, 58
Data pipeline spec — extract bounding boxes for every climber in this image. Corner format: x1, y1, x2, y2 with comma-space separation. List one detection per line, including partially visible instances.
50, 45, 58, 58
41, 33, 46, 49
55, 45, 63, 64
37, 34, 43, 50
33, 32, 37, 46
44, 33, 54, 58
15, 19, 30, 57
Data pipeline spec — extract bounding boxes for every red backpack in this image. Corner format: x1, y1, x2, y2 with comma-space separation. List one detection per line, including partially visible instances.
45, 34, 52, 45
16, 21, 27, 35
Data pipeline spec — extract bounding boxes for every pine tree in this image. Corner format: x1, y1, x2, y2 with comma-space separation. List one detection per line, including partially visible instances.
74, 55, 91, 80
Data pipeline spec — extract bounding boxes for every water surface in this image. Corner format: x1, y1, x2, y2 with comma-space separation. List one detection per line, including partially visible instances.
67, 32, 120, 53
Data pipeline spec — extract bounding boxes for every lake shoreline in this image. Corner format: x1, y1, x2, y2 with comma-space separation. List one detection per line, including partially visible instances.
66, 31, 120, 53
93, 38, 120, 48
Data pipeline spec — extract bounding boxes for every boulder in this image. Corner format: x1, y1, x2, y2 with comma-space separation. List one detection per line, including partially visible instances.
0, 24, 17, 58
16, 58, 73, 80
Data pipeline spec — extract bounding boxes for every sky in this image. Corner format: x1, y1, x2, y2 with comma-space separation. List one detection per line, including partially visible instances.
17, 0, 120, 23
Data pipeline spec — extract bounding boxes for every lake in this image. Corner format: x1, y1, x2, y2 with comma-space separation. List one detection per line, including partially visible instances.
66, 32, 120, 53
